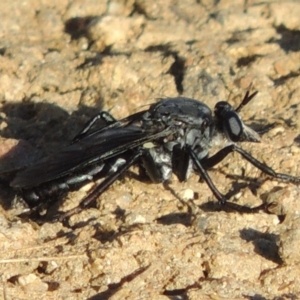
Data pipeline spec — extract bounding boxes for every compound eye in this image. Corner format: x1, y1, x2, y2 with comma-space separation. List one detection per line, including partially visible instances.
223, 111, 243, 142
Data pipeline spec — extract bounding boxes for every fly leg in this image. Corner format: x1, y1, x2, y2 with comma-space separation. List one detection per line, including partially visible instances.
186, 146, 264, 214
186, 146, 227, 204
53, 150, 143, 222
72, 111, 117, 142
202, 144, 300, 184
194, 144, 300, 212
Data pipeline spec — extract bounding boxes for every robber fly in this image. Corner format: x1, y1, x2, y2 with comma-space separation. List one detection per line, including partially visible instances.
10, 90, 300, 221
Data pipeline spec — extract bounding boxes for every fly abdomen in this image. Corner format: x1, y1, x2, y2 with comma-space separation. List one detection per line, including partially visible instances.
18, 164, 106, 207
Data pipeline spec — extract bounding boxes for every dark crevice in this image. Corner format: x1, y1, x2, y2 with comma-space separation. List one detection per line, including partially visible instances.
294, 134, 300, 146
229, 66, 236, 76
7, 275, 20, 285
76, 53, 104, 69
226, 36, 240, 44
64, 16, 98, 40
47, 48, 60, 53
145, 44, 173, 53
98, 45, 132, 56
240, 228, 282, 264
163, 282, 200, 299
76, 46, 131, 69
243, 294, 267, 300
196, 0, 220, 6
86, 266, 149, 300
145, 45, 186, 94
236, 54, 262, 67
131, 2, 153, 20
163, 289, 189, 299
46, 281, 60, 292
0, 47, 6, 55
226, 27, 258, 45
267, 24, 300, 52
271, 71, 300, 86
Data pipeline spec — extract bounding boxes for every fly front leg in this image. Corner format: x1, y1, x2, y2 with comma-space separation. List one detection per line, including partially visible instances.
186, 146, 228, 205
185, 146, 266, 214
201, 144, 300, 184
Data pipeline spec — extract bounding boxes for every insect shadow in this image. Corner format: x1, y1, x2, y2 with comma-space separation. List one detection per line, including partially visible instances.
0, 99, 104, 210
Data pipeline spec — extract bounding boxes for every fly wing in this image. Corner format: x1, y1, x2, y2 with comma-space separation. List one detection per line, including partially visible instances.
73, 110, 148, 142
11, 124, 170, 188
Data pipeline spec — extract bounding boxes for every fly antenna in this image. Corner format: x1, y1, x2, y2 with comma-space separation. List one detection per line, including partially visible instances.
235, 84, 258, 113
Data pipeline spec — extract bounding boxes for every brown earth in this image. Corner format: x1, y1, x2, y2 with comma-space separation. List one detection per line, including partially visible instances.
0, 0, 300, 299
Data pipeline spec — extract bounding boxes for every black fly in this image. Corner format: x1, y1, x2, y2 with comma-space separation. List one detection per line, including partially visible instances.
10, 90, 300, 221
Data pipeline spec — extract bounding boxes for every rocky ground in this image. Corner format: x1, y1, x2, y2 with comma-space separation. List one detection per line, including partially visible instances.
0, 0, 300, 299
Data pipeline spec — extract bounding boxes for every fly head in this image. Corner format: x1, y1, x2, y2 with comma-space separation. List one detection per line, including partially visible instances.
214, 98, 260, 143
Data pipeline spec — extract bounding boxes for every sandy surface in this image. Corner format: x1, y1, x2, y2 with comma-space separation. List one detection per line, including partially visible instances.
0, 0, 300, 299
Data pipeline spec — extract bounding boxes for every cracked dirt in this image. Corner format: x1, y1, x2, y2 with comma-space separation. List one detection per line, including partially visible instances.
0, 0, 300, 299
